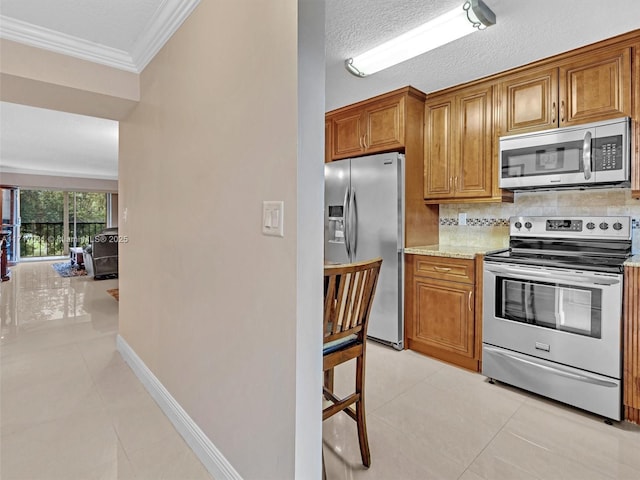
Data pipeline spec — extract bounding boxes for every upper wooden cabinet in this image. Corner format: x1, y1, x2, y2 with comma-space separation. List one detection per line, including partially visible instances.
324, 118, 332, 163
500, 46, 632, 136
326, 88, 427, 161
424, 83, 508, 203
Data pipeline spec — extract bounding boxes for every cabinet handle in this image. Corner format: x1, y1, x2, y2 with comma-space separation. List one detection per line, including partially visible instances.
560, 100, 565, 123
359, 136, 364, 149
433, 266, 451, 272
449, 177, 453, 190
468, 291, 473, 311
363, 134, 369, 149
455, 176, 458, 190
551, 102, 557, 123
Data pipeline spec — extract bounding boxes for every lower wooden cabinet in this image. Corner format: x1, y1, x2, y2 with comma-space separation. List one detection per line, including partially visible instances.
624, 265, 640, 424
405, 254, 482, 371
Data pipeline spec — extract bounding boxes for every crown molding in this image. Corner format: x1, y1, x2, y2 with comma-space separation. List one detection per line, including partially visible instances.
131, 0, 201, 72
0, 0, 201, 73
0, 15, 138, 72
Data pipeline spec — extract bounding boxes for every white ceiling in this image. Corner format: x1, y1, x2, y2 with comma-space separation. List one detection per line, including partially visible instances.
1, 0, 161, 52
0, 102, 118, 179
1, 0, 640, 181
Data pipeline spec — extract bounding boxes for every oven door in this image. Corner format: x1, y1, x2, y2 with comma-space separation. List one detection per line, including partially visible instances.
483, 261, 622, 378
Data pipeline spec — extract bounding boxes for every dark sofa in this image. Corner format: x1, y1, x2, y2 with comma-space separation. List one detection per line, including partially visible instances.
84, 227, 119, 279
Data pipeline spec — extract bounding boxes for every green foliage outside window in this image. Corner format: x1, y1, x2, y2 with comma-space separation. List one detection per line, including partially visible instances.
20, 190, 107, 257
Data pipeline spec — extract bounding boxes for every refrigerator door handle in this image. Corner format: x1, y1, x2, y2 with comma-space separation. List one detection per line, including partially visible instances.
343, 187, 351, 259
351, 187, 358, 259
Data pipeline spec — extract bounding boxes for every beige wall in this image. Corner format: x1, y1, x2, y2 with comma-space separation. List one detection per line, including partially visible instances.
118, 1, 305, 478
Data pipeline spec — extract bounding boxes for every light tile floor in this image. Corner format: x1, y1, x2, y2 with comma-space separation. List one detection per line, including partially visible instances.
3, 261, 640, 479
325, 338, 640, 479
0, 261, 213, 480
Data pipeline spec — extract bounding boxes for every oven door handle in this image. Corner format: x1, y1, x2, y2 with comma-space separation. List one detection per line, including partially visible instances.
484, 346, 618, 388
484, 263, 620, 286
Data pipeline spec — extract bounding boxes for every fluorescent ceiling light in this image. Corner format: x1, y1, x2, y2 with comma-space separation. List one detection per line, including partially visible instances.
345, 0, 496, 77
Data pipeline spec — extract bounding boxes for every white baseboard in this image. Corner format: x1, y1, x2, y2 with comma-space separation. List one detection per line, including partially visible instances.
116, 335, 242, 480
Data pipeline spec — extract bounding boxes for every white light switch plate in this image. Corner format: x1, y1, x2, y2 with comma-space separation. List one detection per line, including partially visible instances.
262, 201, 284, 237
458, 213, 467, 226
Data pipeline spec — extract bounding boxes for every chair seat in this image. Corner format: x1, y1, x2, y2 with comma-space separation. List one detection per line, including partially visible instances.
322, 334, 358, 355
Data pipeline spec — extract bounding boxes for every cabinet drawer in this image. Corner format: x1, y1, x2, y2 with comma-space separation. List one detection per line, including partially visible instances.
413, 256, 475, 284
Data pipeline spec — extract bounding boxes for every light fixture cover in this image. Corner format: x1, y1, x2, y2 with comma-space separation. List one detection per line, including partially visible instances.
345, 0, 496, 77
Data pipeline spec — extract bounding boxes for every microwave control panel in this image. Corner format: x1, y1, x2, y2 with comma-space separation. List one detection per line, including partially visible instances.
594, 136, 622, 171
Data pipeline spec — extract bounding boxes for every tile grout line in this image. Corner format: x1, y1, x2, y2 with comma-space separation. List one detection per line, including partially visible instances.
454, 388, 528, 480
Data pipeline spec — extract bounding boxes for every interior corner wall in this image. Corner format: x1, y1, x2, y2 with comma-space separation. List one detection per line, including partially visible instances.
295, 0, 325, 478
118, 1, 299, 478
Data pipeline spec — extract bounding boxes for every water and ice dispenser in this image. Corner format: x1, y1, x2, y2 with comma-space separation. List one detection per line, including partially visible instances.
327, 205, 345, 243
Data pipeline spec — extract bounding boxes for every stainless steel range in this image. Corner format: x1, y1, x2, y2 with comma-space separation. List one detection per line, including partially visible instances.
483, 216, 632, 421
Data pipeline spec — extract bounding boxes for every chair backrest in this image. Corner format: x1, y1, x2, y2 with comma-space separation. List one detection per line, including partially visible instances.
323, 257, 382, 345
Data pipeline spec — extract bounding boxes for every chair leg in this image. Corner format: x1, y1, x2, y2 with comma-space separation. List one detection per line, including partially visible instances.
355, 356, 370, 467
324, 368, 334, 397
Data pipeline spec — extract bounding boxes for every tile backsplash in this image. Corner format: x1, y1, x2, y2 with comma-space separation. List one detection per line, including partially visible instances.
439, 188, 640, 254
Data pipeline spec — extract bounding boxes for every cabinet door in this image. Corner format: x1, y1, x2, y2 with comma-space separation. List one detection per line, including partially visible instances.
331, 109, 364, 159
559, 47, 631, 126
424, 98, 454, 199
413, 277, 475, 358
624, 266, 640, 423
455, 85, 493, 198
364, 97, 405, 153
500, 68, 559, 135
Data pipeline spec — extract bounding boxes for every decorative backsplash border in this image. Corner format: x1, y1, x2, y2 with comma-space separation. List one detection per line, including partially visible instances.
440, 217, 510, 227
441, 217, 640, 228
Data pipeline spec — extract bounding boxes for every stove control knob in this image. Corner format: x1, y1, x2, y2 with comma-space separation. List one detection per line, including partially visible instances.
613, 222, 623, 231
586, 222, 596, 230
524, 222, 532, 229
514, 221, 522, 229
599, 222, 609, 230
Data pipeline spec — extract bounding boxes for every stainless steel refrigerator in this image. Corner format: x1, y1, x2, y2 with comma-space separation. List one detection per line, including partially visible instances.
324, 152, 404, 349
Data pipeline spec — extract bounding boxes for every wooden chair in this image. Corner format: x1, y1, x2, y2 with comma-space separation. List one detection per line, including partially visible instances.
323, 257, 382, 468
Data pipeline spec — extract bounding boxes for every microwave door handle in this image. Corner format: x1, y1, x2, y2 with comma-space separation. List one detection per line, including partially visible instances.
583, 131, 592, 180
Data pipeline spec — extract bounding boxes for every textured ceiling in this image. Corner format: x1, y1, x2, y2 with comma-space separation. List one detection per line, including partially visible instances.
326, 0, 640, 111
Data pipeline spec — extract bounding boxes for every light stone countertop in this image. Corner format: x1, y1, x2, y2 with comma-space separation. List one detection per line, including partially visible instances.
625, 255, 640, 267
404, 245, 640, 265
404, 244, 507, 260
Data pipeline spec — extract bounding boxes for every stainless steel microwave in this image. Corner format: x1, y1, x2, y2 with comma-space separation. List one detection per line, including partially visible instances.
499, 117, 630, 190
